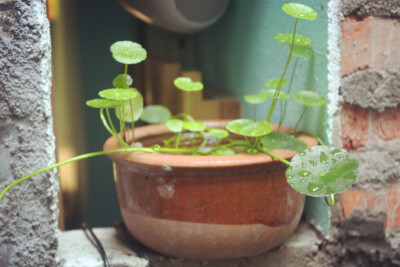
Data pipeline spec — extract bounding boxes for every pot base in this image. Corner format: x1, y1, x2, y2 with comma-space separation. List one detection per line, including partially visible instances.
121, 204, 304, 260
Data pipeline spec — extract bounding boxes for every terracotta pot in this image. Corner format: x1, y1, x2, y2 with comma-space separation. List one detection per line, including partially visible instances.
104, 120, 317, 259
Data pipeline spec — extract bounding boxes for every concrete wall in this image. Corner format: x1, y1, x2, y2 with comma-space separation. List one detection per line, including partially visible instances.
0, 0, 59, 266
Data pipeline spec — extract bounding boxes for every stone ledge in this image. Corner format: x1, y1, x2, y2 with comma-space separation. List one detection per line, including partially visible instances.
57, 221, 325, 267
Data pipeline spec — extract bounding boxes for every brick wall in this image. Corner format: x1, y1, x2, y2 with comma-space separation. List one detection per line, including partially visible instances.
337, 1, 400, 264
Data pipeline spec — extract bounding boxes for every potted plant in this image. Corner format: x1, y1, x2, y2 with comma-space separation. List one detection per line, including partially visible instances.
0, 3, 359, 260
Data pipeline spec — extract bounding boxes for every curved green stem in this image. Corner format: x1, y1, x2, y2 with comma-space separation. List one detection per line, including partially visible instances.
294, 106, 308, 132
325, 194, 335, 207
0, 146, 212, 202
258, 148, 290, 166
175, 131, 181, 149
266, 19, 298, 122
101, 108, 128, 148
279, 57, 299, 130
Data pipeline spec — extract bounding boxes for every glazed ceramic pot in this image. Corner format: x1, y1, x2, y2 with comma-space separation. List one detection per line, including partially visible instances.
104, 121, 317, 259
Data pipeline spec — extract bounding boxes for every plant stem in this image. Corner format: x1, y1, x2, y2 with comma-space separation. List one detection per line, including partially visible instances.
253, 105, 256, 121
129, 100, 135, 144
279, 57, 299, 130
266, 19, 298, 122
259, 148, 291, 166
294, 106, 308, 132
101, 108, 128, 148
175, 131, 181, 149
185, 91, 190, 114
324, 193, 335, 206
124, 64, 128, 88
0, 146, 212, 202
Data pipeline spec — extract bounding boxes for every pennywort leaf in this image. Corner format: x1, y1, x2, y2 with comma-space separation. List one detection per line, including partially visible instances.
99, 88, 138, 101
112, 74, 133, 88
165, 119, 183, 133
86, 99, 127, 109
226, 119, 273, 137
208, 128, 229, 139
294, 90, 326, 107
265, 78, 288, 88
286, 146, 359, 197
244, 94, 267, 104
261, 133, 307, 151
140, 105, 172, 124
174, 77, 204, 92
282, 3, 317, 21
183, 121, 207, 132
275, 33, 312, 47
290, 46, 314, 57
115, 89, 143, 122
110, 41, 147, 65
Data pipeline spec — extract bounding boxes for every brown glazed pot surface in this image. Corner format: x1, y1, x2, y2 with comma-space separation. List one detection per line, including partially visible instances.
104, 120, 318, 259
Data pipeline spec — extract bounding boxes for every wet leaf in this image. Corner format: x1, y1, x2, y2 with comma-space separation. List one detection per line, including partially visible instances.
86, 99, 127, 108
275, 33, 312, 47
213, 148, 235, 155
226, 119, 273, 137
208, 128, 229, 139
115, 89, 143, 122
174, 77, 203, 92
290, 46, 314, 57
99, 88, 138, 101
265, 78, 288, 88
261, 133, 307, 151
286, 146, 359, 197
165, 119, 183, 133
110, 41, 147, 65
140, 105, 171, 124
112, 74, 133, 88
294, 90, 326, 107
244, 94, 267, 104
183, 121, 207, 132
282, 3, 317, 21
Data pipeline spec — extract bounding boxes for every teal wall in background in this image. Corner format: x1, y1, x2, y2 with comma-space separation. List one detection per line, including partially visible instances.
73, 0, 330, 232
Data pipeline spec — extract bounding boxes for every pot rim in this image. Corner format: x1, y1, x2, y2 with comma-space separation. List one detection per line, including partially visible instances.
103, 120, 318, 168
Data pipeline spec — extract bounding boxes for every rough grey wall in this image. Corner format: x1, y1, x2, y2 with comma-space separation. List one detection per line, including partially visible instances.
0, 0, 59, 266
341, 0, 400, 18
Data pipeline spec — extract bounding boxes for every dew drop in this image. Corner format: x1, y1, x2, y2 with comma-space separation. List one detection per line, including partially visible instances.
320, 151, 329, 163
301, 162, 307, 168
309, 160, 317, 167
307, 183, 321, 193
299, 170, 311, 177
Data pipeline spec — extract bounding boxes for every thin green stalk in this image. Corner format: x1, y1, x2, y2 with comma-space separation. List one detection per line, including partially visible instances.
294, 106, 308, 132
325, 194, 335, 207
129, 100, 135, 144
279, 57, 299, 130
253, 105, 256, 121
185, 91, 190, 114
101, 108, 128, 148
266, 19, 298, 122
259, 148, 290, 166
124, 64, 128, 88
0, 146, 212, 202
175, 131, 181, 149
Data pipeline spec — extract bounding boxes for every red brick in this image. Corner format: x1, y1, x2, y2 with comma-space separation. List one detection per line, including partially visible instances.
341, 17, 400, 76
341, 104, 370, 150
371, 107, 400, 141
340, 183, 400, 230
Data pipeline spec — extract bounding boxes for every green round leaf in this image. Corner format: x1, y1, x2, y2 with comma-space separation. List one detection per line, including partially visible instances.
286, 146, 359, 197
282, 3, 317, 21
115, 89, 143, 122
259, 89, 291, 100
208, 128, 229, 139
174, 77, 204, 92
86, 99, 127, 109
140, 105, 171, 124
265, 78, 288, 88
112, 74, 133, 88
110, 41, 147, 65
290, 46, 314, 57
261, 133, 307, 151
244, 94, 267, 104
183, 121, 207, 132
275, 33, 312, 47
165, 119, 183, 133
240, 121, 273, 137
99, 88, 138, 101
294, 90, 326, 107
226, 119, 254, 135
226, 119, 273, 137
213, 148, 235, 155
